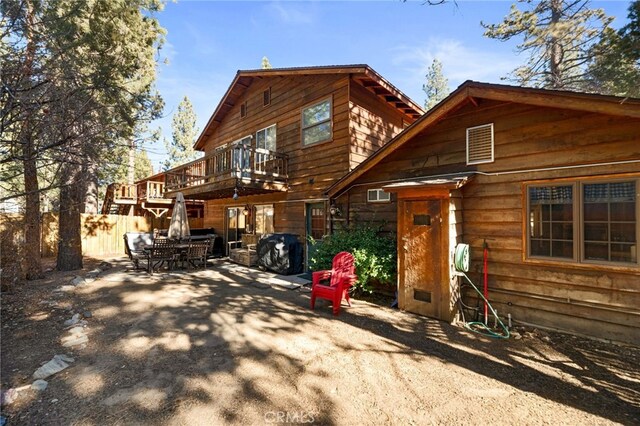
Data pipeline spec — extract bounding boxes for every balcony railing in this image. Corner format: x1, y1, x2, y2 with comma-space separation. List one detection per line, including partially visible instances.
164, 144, 288, 192
137, 180, 166, 201
110, 183, 137, 202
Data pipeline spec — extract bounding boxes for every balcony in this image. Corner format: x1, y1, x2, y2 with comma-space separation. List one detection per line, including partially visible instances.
164, 144, 288, 200
138, 181, 171, 204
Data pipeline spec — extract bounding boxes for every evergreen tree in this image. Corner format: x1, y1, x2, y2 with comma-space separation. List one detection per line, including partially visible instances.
261, 56, 272, 69
163, 96, 201, 170
483, 0, 614, 90
585, 1, 640, 97
1, 0, 165, 274
422, 59, 450, 110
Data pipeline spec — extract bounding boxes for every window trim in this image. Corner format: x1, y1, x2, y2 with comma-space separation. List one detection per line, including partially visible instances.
254, 204, 274, 235
523, 175, 640, 270
367, 188, 391, 203
263, 87, 271, 107
255, 124, 277, 152
301, 96, 333, 147
466, 123, 494, 165
240, 101, 247, 119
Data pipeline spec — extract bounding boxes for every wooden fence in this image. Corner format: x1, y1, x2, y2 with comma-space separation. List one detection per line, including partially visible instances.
0, 213, 204, 258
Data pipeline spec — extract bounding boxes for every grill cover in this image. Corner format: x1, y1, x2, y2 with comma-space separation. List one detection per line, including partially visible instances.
257, 233, 303, 275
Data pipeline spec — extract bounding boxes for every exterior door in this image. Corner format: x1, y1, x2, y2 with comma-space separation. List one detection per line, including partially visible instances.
399, 199, 445, 319
225, 207, 246, 255
306, 203, 325, 270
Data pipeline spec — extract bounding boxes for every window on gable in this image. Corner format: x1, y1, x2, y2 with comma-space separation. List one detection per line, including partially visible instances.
466, 123, 494, 165
240, 101, 247, 119
367, 188, 391, 203
263, 87, 271, 107
302, 98, 332, 146
526, 178, 638, 266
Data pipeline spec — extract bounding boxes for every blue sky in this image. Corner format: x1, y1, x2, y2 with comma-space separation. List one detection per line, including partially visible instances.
146, 0, 632, 170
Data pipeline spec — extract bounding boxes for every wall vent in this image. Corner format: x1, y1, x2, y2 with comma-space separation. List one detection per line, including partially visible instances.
466, 123, 494, 165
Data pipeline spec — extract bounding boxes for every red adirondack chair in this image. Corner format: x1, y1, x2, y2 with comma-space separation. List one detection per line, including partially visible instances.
310, 252, 357, 315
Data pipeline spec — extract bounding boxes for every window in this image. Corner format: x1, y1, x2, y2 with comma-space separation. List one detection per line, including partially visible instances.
583, 181, 637, 263
263, 87, 271, 107
256, 124, 276, 152
240, 101, 247, 118
466, 123, 494, 165
526, 178, 638, 266
302, 98, 332, 146
231, 136, 252, 172
255, 124, 276, 168
528, 185, 574, 259
255, 204, 274, 234
367, 188, 391, 203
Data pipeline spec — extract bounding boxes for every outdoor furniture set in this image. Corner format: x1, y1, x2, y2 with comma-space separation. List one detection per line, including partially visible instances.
124, 232, 211, 273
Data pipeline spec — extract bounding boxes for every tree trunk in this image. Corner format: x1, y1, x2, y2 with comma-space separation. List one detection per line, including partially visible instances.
83, 159, 98, 214
23, 137, 43, 280
57, 164, 83, 271
549, 0, 564, 88
22, 0, 43, 280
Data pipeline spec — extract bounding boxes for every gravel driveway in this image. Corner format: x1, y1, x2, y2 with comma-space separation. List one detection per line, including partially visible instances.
1, 257, 639, 425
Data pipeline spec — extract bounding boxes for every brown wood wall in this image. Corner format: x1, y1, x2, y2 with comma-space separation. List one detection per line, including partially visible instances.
348, 81, 406, 170
336, 99, 640, 343
199, 74, 410, 249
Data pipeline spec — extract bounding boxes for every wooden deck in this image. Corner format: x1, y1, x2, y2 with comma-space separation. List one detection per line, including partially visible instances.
164, 144, 288, 200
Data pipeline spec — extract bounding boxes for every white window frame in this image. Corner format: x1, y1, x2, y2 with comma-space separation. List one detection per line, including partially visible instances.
301, 97, 332, 146
466, 123, 494, 165
367, 188, 391, 203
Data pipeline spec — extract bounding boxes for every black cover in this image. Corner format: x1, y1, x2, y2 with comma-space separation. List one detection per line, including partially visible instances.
257, 233, 303, 275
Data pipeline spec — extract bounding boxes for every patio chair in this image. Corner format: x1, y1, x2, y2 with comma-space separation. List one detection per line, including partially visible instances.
124, 232, 153, 270
146, 238, 178, 274
310, 252, 357, 315
187, 239, 210, 269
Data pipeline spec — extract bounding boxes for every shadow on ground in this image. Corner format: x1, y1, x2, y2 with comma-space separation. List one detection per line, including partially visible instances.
1, 256, 639, 425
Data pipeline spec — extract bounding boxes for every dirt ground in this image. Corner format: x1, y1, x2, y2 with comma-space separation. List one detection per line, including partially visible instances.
1, 257, 639, 425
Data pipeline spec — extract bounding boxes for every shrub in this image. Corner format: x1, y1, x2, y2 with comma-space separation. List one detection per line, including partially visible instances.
309, 225, 396, 294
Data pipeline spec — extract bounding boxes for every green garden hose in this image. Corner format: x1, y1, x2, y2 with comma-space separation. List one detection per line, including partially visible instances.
454, 244, 510, 339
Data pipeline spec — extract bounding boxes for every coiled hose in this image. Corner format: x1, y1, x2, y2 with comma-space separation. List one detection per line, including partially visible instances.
454, 244, 510, 339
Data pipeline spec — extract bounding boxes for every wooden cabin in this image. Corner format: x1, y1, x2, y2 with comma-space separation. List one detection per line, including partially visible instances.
327, 81, 640, 345
162, 65, 422, 263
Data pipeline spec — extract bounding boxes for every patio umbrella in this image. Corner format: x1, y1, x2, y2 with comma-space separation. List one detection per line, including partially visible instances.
167, 192, 190, 241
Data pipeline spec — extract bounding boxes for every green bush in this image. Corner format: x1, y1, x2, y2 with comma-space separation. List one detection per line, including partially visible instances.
309, 225, 396, 294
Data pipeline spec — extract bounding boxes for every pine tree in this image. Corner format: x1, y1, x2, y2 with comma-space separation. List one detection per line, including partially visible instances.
585, 1, 640, 97
422, 59, 450, 110
261, 56, 273, 69
1, 0, 165, 273
163, 96, 201, 170
483, 0, 614, 90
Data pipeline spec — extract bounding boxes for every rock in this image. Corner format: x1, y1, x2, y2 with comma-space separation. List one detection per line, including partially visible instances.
67, 326, 86, 335
33, 354, 74, 380
50, 398, 58, 403
70, 276, 86, 286
1, 388, 19, 406
64, 313, 81, 327
61, 333, 88, 348
31, 379, 48, 391
98, 261, 113, 270
542, 336, 552, 343
54, 285, 76, 293
82, 310, 92, 318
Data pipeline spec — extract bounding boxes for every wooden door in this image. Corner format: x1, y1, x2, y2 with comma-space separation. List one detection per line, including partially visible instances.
306, 203, 325, 270
399, 199, 445, 319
